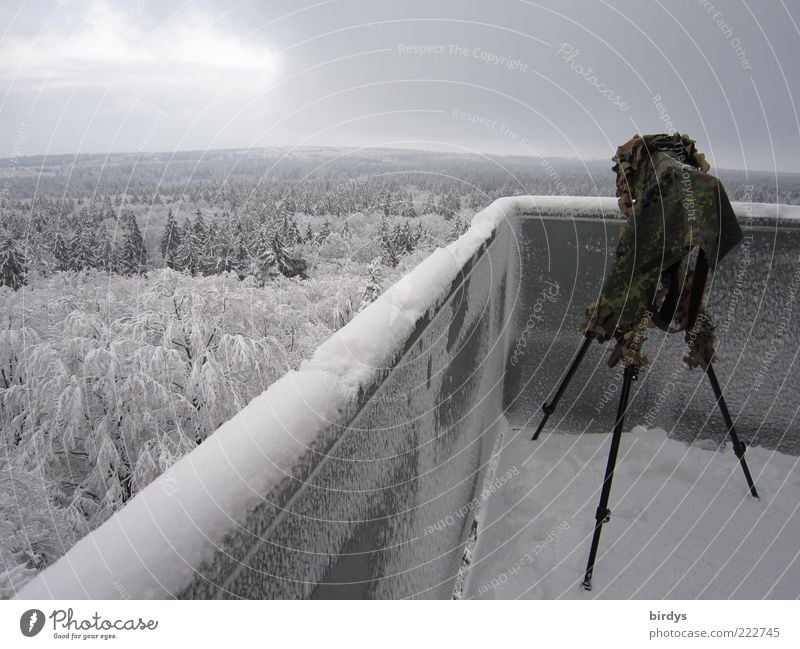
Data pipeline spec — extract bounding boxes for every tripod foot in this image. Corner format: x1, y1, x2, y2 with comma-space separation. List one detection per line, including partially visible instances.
531, 402, 554, 440
581, 363, 638, 592
706, 364, 759, 499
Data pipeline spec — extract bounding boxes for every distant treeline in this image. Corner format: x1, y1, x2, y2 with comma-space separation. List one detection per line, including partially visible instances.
0, 192, 444, 289
2, 148, 798, 290
2, 147, 797, 206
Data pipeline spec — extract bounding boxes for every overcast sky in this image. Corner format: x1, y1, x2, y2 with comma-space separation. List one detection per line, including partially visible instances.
1, 0, 799, 171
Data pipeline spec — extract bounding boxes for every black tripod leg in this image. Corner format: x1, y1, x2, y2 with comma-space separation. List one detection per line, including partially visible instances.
582, 363, 638, 591
706, 364, 759, 499
532, 333, 594, 441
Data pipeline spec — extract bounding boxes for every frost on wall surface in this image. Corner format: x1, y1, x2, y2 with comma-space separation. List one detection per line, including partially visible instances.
182, 220, 517, 599
502, 203, 800, 454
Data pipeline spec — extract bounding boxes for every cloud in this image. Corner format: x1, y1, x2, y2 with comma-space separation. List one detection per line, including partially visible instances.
0, 0, 279, 87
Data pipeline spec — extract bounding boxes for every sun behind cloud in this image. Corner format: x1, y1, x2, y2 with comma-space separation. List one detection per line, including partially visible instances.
0, 0, 280, 87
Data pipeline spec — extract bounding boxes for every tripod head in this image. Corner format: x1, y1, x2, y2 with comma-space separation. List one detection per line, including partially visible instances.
583, 133, 743, 370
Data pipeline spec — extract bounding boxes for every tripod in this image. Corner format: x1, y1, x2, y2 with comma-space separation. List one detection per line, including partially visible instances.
532, 332, 759, 591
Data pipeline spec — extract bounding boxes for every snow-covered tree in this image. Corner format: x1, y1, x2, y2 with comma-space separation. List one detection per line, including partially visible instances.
175, 218, 200, 275
318, 219, 332, 242
118, 210, 148, 275
449, 215, 469, 241
51, 232, 71, 272
72, 223, 97, 271
0, 235, 27, 290
358, 257, 384, 310
211, 222, 236, 274
280, 211, 302, 245
231, 222, 252, 276
402, 195, 417, 218
160, 208, 181, 269
201, 221, 219, 275
0, 467, 80, 598
378, 218, 398, 267
96, 226, 118, 273
272, 234, 307, 279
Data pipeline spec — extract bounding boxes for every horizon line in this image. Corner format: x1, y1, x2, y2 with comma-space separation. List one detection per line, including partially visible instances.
0, 143, 795, 176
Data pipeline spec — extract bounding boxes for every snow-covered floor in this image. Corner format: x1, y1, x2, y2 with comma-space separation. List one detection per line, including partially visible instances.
464, 420, 800, 599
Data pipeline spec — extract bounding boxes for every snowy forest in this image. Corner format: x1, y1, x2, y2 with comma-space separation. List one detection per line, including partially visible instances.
1, 146, 799, 596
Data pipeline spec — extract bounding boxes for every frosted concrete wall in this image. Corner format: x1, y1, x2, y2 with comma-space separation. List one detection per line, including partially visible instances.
503, 200, 800, 455
183, 216, 519, 599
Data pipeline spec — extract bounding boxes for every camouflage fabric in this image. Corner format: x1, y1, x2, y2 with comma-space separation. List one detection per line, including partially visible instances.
683, 311, 716, 369
582, 133, 742, 368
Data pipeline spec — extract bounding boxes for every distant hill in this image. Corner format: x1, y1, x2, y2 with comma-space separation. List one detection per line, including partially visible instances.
2, 146, 797, 205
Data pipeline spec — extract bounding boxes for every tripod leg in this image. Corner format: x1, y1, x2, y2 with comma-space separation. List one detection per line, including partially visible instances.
706, 364, 759, 499
582, 363, 638, 591
532, 333, 594, 441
